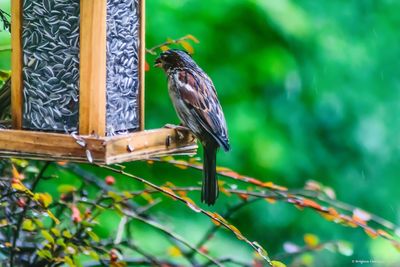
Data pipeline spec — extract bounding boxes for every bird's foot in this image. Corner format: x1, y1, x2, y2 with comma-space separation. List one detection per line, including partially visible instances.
163, 124, 189, 140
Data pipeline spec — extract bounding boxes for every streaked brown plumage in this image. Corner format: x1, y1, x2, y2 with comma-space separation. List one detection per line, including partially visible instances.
155, 50, 230, 205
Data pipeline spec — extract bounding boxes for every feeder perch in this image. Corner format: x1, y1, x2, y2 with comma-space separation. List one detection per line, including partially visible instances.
0, 0, 197, 164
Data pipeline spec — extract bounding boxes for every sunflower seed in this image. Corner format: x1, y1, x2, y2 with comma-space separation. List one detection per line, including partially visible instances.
106, 0, 140, 136
21, 0, 80, 132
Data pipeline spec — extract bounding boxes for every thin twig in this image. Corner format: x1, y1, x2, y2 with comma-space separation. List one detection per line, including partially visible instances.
100, 164, 273, 266
10, 162, 50, 267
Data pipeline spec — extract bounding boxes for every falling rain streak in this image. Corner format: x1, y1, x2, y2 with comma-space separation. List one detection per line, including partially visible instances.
22, 0, 80, 132
106, 0, 140, 135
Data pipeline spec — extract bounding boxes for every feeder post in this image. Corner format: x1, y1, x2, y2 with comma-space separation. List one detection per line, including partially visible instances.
79, 0, 107, 136
11, 0, 23, 129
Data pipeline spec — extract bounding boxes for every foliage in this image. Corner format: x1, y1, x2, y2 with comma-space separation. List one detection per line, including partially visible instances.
1, 159, 399, 266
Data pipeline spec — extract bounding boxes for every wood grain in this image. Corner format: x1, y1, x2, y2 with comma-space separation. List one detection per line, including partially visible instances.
11, 0, 22, 129
105, 128, 197, 164
0, 128, 197, 164
79, 0, 107, 136
139, 0, 146, 131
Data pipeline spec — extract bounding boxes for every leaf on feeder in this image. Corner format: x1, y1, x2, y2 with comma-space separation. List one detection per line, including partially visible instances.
160, 45, 170, 52
185, 34, 200, 43
145, 60, 150, 71
179, 40, 194, 54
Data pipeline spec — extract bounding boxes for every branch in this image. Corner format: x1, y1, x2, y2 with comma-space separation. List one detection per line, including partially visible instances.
99, 164, 273, 266
10, 162, 50, 267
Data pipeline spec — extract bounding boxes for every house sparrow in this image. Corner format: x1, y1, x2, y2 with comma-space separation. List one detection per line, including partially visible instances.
155, 50, 230, 205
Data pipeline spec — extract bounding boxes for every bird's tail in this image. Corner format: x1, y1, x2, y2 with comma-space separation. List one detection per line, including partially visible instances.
202, 145, 218, 205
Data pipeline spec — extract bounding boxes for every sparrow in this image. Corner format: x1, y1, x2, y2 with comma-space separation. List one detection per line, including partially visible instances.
155, 49, 230, 205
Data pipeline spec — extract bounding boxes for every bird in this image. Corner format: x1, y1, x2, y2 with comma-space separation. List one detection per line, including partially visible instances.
155, 49, 230, 205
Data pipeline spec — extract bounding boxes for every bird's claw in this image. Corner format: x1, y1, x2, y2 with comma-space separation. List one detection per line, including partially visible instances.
163, 124, 188, 140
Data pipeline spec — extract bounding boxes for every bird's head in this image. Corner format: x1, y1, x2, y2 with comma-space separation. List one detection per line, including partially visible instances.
154, 49, 195, 71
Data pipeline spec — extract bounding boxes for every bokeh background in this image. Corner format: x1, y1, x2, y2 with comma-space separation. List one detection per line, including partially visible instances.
1, 0, 400, 266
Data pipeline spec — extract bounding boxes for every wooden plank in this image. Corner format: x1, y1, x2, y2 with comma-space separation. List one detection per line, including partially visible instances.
11, 0, 23, 129
0, 129, 106, 161
0, 128, 198, 164
79, 0, 107, 136
138, 0, 146, 131
105, 128, 197, 164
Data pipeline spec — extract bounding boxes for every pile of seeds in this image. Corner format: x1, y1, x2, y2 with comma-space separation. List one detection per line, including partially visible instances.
106, 0, 140, 135
22, 0, 80, 132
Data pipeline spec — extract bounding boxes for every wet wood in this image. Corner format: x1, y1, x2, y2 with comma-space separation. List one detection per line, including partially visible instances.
79, 0, 107, 136
0, 128, 197, 164
11, 0, 23, 129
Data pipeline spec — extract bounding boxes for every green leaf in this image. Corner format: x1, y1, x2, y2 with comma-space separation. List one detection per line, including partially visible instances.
64, 256, 76, 267
22, 219, 36, 232
58, 185, 77, 194
37, 249, 52, 259
41, 230, 55, 244
63, 230, 72, 238
272, 261, 287, 267
179, 40, 194, 54
87, 230, 100, 242
51, 228, 60, 237
108, 191, 123, 202
56, 238, 66, 248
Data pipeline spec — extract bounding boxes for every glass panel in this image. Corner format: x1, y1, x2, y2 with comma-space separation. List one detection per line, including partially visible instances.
21, 0, 80, 132
106, 0, 140, 135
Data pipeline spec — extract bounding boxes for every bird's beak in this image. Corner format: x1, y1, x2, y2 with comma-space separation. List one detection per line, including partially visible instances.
154, 57, 163, 68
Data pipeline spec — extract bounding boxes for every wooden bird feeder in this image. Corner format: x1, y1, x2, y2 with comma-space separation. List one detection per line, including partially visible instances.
0, 0, 197, 164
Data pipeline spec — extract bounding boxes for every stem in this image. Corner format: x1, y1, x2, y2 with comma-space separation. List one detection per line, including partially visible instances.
146, 36, 194, 55
10, 162, 50, 267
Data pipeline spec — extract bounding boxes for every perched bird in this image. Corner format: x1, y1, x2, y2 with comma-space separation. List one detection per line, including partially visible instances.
155, 50, 230, 205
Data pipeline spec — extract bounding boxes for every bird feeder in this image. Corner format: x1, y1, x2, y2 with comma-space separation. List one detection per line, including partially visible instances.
0, 0, 197, 164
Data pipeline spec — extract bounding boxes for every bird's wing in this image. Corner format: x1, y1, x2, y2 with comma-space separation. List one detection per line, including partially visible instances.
173, 69, 230, 151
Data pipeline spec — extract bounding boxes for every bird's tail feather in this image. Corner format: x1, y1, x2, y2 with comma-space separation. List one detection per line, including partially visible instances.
202, 145, 218, 205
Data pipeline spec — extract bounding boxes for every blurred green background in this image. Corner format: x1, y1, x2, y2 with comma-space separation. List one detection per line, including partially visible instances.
1, 0, 400, 266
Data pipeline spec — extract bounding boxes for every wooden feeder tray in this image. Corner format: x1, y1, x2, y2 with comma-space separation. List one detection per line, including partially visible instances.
0, 128, 197, 164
